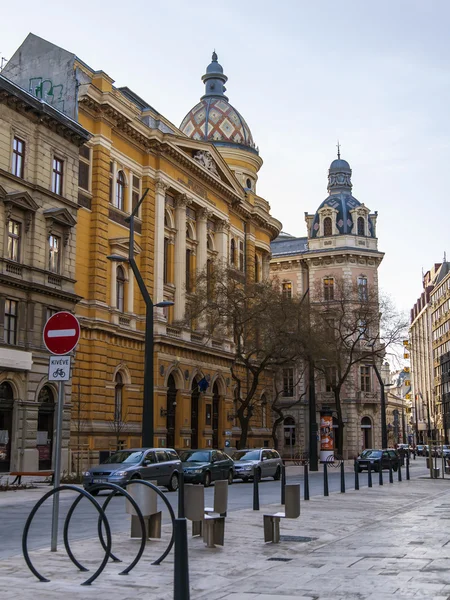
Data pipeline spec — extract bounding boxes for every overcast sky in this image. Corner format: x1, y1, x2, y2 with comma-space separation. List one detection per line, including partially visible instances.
2, 0, 449, 316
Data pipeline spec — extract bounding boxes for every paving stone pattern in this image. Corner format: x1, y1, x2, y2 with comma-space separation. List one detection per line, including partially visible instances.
1, 478, 450, 599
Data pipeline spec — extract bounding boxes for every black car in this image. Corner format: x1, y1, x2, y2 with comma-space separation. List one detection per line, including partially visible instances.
83, 448, 182, 493
356, 449, 400, 472
180, 449, 235, 486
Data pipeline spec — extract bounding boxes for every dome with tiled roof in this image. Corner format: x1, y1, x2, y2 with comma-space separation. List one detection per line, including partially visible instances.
180, 52, 257, 154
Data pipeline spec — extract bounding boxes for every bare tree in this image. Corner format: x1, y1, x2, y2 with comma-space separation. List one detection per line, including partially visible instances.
271, 364, 308, 451
107, 408, 130, 451
183, 262, 309, 448
308, 277, 408, 455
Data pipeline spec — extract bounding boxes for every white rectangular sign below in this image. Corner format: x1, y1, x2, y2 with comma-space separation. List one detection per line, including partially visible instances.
48, 355, 71, 381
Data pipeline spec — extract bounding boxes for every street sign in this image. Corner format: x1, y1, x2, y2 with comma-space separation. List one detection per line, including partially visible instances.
43, 312, 80, 355
48, 355, 71, 381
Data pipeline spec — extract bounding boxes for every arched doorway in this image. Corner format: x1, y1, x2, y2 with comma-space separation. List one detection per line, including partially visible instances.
0, 382, 14, 472
191, 378, 200, 449
166, 375, 177, 449
37, 386, 55, 470
284, 416, 296, 457
212, 383, 220, 449
361, 416, 373, 450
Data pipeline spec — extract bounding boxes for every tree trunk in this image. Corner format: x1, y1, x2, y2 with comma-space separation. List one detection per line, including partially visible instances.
271, 414, 284, 451
238, 412, 251, 449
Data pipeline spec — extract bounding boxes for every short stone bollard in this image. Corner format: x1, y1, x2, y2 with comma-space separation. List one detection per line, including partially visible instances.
323, 462, 329, 497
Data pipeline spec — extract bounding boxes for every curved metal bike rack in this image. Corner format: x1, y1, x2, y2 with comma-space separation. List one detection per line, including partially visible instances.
22, 485, 112, 586
22, 479, 177, 586
63, 482, 146, 576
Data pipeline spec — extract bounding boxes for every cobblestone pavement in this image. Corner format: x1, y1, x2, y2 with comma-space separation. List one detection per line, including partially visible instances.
0, 476, 449, 599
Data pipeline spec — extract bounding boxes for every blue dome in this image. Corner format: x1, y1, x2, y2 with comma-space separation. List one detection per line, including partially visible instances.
310, 193, 375, 238
329, 158, 351, 171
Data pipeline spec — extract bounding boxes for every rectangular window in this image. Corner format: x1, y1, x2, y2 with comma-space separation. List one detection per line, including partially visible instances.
4, 299, 18, 345
325, 366, 336, 392
52, 158, 64, 195
132, 175, 140, 212
358, 319, 368, 339
282, 367, 294, 397
7, 220, 21, 262
78, 145, 90, 191
48, 235, 61, 273
358, 276, 368, 301
360, 366, 371, 392
46, 307, 58, 322
324, 277, 334, 301
282, 282, 292, 299
12, 137, 25, 178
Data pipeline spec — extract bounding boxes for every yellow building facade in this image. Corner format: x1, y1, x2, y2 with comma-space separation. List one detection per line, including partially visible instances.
5, 36, 281, 460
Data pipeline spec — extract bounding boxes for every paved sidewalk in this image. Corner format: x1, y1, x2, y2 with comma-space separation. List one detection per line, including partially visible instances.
1, 477, 449, 599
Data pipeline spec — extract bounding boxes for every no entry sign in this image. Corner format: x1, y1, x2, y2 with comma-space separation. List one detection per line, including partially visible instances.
43, 311, 80, 355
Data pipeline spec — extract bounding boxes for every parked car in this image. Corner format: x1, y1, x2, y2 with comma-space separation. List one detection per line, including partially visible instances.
180, 449, 234, 486
232, 448, 283, 482
416, 444, 425, 456
83, 448, 182, 494
442, 445, 450, 459
356, 449, 400, 472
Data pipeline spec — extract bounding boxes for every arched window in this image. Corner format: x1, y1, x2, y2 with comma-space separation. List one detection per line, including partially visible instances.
116, 266, 126, 312
116, 171, 125, 211
114, 372, 123, 422
323, 216, 332, 237
0, 382, 13, 401
230, 239, 236, 266
357, 216, 365, 236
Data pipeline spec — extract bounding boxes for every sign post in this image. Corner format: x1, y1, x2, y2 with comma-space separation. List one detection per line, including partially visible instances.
43, 312, 80, 552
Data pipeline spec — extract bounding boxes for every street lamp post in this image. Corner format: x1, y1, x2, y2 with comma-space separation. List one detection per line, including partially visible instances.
308, 357, 318, 472
108, 189, 173, 448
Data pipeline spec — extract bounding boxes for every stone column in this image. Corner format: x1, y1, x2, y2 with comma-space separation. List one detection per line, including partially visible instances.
215, 219, 230, 265
196, 208, 209, 274
154, 180, 169, 308
174, 194, 190, 321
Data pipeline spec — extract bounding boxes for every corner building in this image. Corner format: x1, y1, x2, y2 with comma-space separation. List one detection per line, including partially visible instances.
5, 37, 280, 459
270, 157, 384, 459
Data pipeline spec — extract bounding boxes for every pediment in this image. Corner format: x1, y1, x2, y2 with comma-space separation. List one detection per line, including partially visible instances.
109, 236, 142, 256
169, 137, 245, 199
43, 207, 76, 228
3, 190, 39, 213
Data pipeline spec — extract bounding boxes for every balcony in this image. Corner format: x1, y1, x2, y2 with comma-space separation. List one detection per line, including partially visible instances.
356, 391, 378, 404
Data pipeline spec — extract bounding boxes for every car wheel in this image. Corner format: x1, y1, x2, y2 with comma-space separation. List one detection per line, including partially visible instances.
203, 471, 212, 487
227, 470, 234, 485
273, 466, 281, 481
168, 472, 179, 492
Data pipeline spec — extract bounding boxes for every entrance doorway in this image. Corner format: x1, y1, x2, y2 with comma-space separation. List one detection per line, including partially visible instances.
191, 378, 200, 449
212, 383, 220, 449
361, 416, 373, 450
166, 375, 177, 449
0, 382, 13, 473
37, 386, 55, 470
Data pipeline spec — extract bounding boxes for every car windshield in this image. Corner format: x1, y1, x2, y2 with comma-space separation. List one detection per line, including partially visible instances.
180, 451, 211, 462
361, 450, 382, 458
102, 451, 143, 464
234, 450, 261, 461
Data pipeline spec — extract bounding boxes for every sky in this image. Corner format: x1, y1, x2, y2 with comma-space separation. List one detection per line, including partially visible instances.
2, 0, 449, 316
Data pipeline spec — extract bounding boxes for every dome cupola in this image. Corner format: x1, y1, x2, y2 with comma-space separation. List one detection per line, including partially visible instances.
180, 52, 257, 153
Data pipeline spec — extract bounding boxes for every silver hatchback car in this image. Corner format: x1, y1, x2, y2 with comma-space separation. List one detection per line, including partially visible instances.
233, 448, 283, 482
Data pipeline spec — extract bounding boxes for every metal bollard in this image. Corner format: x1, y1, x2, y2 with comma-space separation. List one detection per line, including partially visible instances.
281, 464, 286, 506
398, 462, 402, 482
178, 471, 185, 518
174, 518, 190, 600
389, 459, 394, 483
413, 448, 416, 460
323, 462, 329, 497
368, 461, 372, 488
304, 463, 310, 501
253, 468, 260, 511
406, 455, 410, 480
354, 460, 359, 491
379, 460, 383, 486
340, 461, 345, 493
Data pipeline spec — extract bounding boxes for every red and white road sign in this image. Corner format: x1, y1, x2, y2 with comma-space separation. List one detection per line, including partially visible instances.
43, 311, 80, 355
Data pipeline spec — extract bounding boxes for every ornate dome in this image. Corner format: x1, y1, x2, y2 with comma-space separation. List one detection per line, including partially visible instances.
180, 52, 257, 153
310, 156, 375, 238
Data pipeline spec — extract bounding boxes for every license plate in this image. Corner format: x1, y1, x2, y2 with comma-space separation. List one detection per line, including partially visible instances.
93, 478, 105, 483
